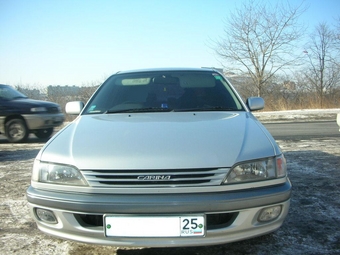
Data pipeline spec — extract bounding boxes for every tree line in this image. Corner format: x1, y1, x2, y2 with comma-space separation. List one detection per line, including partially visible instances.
214, 0, 340, 109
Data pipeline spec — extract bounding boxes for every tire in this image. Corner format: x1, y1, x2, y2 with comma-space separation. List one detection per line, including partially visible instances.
35, 128, 53, 140
5, 119, 29, 143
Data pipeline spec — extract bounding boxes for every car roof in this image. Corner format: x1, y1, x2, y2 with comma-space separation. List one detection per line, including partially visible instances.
115, 67, 221, 75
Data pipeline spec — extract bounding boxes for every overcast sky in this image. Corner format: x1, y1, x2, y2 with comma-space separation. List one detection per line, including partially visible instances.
1, 0, 339, 87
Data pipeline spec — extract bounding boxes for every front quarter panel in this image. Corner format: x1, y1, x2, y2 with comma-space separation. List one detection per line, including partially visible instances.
37, 121, 78, 164
234, 113, 278, 163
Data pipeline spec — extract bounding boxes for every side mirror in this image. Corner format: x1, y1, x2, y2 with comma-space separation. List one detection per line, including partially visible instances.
65, 101, 84, 115
246, 97, 264, 111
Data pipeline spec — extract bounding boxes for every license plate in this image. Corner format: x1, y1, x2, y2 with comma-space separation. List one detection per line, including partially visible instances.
104, 215, 205, 237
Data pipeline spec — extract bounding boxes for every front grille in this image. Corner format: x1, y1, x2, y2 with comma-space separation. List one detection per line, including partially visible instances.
75, 212, 238, 230
207, 212, 238, 229
46, 107, 59, 113
81, 168, 228, 187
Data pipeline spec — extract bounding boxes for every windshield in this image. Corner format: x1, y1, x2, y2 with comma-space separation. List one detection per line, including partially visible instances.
0, 85, 27, 100
82, 71, 244, 114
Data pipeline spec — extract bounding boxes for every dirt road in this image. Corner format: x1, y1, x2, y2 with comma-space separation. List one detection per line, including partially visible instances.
1, 136, 340, 254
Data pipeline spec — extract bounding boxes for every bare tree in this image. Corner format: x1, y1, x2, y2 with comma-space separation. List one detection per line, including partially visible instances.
334, 17, 340, 65
303, 22, 340, 107
215, 0, 307, 97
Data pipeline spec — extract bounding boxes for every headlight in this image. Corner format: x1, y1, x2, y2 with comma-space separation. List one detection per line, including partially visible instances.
32, 160, 88, 186
223, 155, 287, 184
31, 107, 47, 112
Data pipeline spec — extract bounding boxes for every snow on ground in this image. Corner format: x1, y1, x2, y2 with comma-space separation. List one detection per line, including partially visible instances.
254, 108, 340, 123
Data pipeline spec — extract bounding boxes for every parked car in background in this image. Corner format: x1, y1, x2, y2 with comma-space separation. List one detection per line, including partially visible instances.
0, 84, 64, 142
27, 68, 291, 247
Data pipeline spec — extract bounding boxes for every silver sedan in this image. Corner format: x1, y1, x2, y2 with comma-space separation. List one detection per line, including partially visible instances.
26, 68, 291, 247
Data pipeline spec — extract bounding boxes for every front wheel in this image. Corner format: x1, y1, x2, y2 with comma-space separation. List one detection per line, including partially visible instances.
5, 119, 29, 143
34, 128, 53, 140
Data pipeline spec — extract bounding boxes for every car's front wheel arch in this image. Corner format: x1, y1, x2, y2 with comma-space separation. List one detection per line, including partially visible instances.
5, 117, 29, 143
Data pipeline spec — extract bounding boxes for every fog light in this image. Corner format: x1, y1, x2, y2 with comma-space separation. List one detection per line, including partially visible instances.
35, 208, 58, 224
258, 205, 282, 222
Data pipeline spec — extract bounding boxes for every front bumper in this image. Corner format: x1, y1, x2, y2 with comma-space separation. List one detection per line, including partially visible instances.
26, 180, 291, 247
23, 113, 64, 130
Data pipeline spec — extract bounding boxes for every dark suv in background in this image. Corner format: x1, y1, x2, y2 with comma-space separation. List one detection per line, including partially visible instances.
0, 84, 64, 142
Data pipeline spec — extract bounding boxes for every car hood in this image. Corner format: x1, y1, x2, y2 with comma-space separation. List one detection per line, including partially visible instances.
13, 98, 59, 107
39, 112, 280, 169
3, 98, 60, 114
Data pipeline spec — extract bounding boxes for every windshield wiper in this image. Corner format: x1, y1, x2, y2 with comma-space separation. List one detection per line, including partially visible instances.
174, 106, 239, 112
105, 107, 173, 114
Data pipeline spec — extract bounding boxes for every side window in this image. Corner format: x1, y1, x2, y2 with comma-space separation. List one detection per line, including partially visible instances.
0, 88, 9, 99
